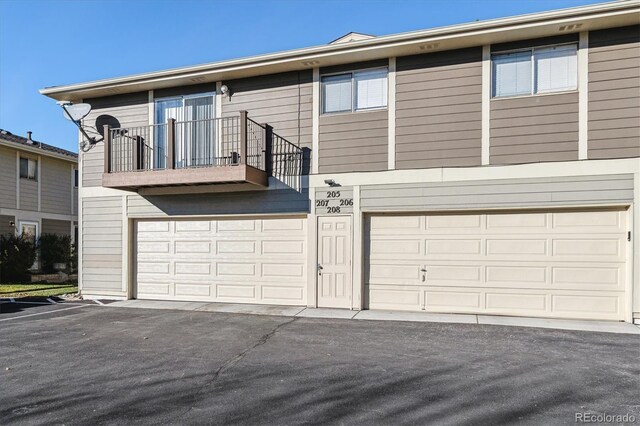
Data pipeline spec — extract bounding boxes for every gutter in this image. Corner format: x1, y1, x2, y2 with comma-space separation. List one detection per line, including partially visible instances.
40, 1, 639, 99
0, 140, 78, 163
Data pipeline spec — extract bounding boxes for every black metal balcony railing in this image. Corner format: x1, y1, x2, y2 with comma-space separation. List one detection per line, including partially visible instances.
103, 111, 303, 191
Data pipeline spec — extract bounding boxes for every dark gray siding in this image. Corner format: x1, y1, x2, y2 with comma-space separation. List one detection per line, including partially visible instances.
490, 93, 579, 164
0, 145, 16, 209
82, 196, 123, 293
127, 189, 309, 217
318, 110, 388, 173
0, 214, 14, 236
41, 157, 72, 215
82, 92, 149, 187
396, 47, 482, 169
588, 25, 640, 159
360, 174, 634, 212
42, 219, 71, 236
222, 71, 312, 150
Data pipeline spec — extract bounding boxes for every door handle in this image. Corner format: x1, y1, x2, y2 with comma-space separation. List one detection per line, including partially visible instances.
420, 266, 427, 282
317, 264, 323, 276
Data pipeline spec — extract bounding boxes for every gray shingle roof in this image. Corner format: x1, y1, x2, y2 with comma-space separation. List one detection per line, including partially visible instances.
0, 129, 77, 160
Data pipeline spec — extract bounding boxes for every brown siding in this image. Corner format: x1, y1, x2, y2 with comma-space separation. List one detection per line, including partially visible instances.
319, 110, 388, 173
0, 214, 14, 237
82, 92, 149, 187
42, 219, 71, 236
490, 93, 579, 165
0, 145, 16, 209
320, 59, 389, 75
396, 47, 482, 169
588, 25, 640, 160
222, 71, 312, 150
491, 33, 578, 52
41, 157, 72, 215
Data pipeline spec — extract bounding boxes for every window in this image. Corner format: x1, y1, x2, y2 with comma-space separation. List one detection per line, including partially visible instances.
19, 158, 37, 180
321, 68, 388, 114
154, 93, 215, 169
492, 44, 577, 98
74, 169, 78, 187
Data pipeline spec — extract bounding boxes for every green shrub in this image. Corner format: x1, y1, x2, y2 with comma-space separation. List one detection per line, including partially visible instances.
39, 234, 72, 274
0, 233, 38, 283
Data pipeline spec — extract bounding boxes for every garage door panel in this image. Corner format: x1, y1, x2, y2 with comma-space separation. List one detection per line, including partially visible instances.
366, 209, 628, 320
551, 210, 625, 233
175, 283, 211, 297
136, 217, 307, 305
485, 292, 547, 312
552, 265, 623, 290
551, 294, 621, 319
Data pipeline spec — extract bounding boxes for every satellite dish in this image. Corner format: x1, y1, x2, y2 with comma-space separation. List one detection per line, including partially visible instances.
95, 115, 121, 132
62, 103, 92, 122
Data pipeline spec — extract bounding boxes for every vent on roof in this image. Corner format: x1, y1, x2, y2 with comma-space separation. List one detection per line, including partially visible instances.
26, 131, 34, 144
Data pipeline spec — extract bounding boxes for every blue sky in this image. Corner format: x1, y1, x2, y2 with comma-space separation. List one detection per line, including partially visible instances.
0, 0, 604, 153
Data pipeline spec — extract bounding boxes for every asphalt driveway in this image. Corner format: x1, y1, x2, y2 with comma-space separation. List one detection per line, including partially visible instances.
0, 302, 638, 425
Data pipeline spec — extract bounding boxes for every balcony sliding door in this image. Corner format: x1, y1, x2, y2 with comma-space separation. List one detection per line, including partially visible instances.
154, 93, 215, 169
183, 95, 215, 167
154, 98, 181, 169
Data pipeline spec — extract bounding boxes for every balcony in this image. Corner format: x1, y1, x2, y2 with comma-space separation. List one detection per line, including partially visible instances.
101, 111, 303, 194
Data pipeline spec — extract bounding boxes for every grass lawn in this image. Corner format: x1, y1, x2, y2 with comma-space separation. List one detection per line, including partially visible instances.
0, 283, 78, 298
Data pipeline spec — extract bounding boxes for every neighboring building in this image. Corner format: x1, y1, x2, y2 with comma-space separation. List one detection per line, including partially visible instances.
41, 1, 639, 322
0, 129, 78, 251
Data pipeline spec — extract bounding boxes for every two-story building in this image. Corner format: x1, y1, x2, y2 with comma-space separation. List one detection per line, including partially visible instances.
41, 1, 639, 322
0, 129, 78, 249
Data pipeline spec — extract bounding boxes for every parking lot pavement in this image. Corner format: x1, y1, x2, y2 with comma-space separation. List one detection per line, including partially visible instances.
0, 304, 638, 425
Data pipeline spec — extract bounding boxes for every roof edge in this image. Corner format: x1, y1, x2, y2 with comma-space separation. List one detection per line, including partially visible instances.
40, 1, 639, 99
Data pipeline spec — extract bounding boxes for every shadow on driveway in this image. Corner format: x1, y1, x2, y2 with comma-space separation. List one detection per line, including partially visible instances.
0, 306, 638, 425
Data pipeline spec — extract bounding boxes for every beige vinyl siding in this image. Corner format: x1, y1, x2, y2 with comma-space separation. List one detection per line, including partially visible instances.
490, 93, 579, 164
82, 92, 149, 187
82, 196, 123, 292
42, 219, 71, 236
40, 157, 73, 215
588, 25, 640, 159
360, 174, 634, 212
0, 145, 16, 209
0, 214, 14, 236
222, 71, 312, 150
127, 188, 308, 217
396, 47, 482, 169
319, 110, 388, 173
19, 178, 38, 211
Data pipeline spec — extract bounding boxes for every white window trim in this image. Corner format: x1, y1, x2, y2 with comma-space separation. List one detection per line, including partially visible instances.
320, 66, 389, 115
18, 220, 39, 239
491, 42, 578, 99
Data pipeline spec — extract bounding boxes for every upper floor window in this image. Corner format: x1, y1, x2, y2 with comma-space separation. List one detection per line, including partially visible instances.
74, 169, 78, 187
19, 157, 37, 181
492, 44, 577, 98
321, 68, 388, 114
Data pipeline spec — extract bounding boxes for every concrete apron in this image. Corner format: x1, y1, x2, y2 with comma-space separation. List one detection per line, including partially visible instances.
106, 300, 640, 335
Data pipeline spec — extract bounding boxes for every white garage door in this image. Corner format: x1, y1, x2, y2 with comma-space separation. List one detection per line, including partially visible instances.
366, 209, 628, 320
135, 216, 307, 305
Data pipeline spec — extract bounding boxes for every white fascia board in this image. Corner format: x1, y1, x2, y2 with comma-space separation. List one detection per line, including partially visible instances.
40, 2, 638, 101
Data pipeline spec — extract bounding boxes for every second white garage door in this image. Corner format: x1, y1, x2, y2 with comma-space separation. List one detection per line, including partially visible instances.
366, 209, 628, 320
135, 216, 307, 305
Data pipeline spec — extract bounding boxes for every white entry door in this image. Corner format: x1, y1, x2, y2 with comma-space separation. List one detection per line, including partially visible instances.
317, 216, 352, 308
